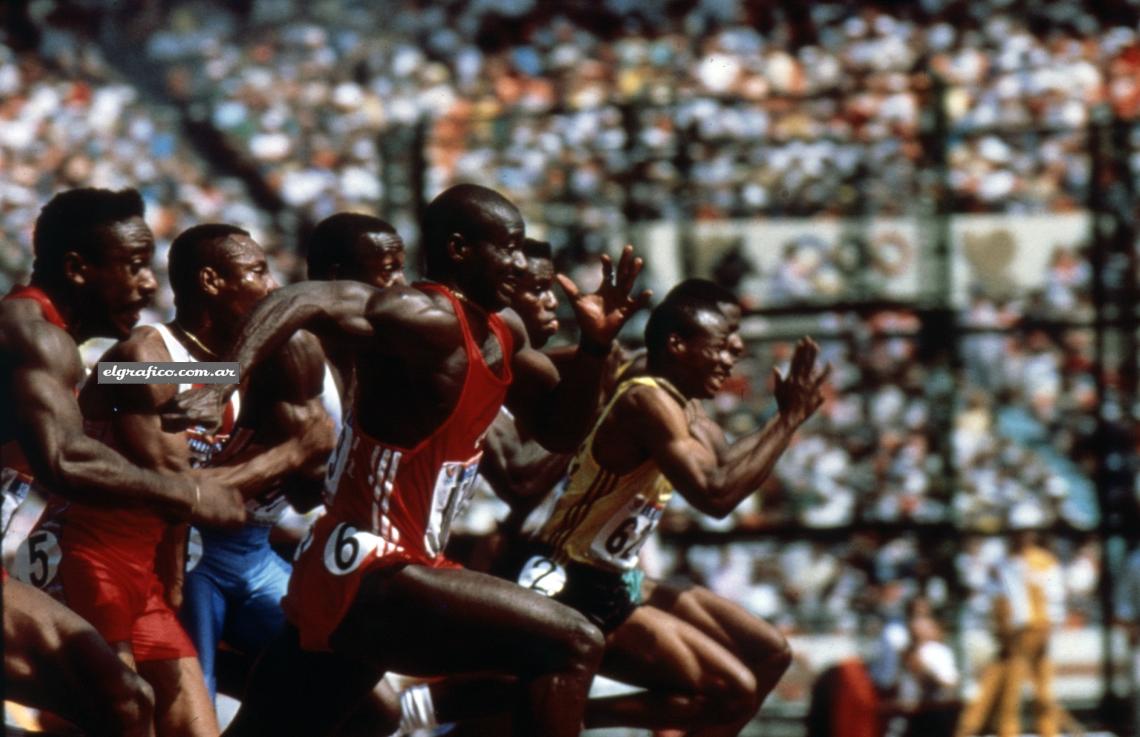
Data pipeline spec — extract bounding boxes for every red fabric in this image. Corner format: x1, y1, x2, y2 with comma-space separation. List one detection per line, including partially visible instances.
4, 284, 68, 330
285, 283, 513, 650
832, 659, 882, 737
59, 538, 196, 661
1, 286, 70, 476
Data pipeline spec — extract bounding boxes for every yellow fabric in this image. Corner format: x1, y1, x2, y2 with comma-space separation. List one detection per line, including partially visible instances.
539, 377, 679, 572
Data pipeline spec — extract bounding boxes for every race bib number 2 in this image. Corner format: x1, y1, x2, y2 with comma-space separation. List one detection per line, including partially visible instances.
518, 555, 567, 597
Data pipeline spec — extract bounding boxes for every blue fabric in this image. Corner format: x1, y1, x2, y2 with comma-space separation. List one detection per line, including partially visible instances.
180, 525, 291, 701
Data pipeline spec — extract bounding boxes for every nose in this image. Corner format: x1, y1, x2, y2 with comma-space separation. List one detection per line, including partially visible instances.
541, 290, 558, 310
266, 274, 280, 291
139, 268, 158, 298
511, 250, 527, 272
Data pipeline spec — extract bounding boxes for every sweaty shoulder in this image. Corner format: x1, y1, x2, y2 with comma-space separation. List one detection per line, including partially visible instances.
80, 325, 177, 416
100, 325, 170, 364
0, 300, 81, 379
495, 307, 529, 354
616, 382, 687, 438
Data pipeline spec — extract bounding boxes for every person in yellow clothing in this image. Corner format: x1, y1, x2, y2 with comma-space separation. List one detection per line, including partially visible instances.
516, 282, 830, 736
955, 526, 1066, 737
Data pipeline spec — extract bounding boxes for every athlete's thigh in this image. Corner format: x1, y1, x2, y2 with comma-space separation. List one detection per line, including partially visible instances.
224, 625, 381, 737
4, 578, 141, 723
227, 553, 289, 652
330, 563, 598, 676
645, 579, 785, 660
601, 604, 756, 693
180, 571, 226, 673
136, 656, 218, 736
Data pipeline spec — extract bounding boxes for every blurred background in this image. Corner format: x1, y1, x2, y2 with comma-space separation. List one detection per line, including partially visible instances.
1, 0, 1139, 735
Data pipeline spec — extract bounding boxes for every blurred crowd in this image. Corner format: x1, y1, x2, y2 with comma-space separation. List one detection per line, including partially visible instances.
2, 0, 1135, 725
139, 0, 1140, 249
0, 29, 275, 317
642, 531, 1099, 638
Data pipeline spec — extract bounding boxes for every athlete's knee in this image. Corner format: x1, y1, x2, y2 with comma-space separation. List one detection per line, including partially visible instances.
104, 669, 155, 734
759, 628, 793, 678
702, 667, 760, 724
549, 615, 605, 673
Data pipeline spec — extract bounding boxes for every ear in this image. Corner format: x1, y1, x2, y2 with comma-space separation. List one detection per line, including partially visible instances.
666, 332, 687, 359
62, 251, 87, 287
199, 265, 223, 296
446, 232, 468, 266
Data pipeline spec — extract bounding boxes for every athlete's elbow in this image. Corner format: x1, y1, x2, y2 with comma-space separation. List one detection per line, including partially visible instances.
682, 483, 735, 519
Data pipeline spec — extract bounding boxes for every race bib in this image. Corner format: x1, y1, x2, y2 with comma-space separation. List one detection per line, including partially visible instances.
588, 495, 663, 568
13, 529, 61, 589
1, 467, 33, 536
424, 453, 482, 557
517, 555, 567, 597
246, 487, 290, 527
185, 527, 203, 572
322, 522, 381, 576
323, 420, 357, 507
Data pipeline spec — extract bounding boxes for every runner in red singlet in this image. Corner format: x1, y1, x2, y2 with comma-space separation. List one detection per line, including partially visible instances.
174, 184, 650, 737
0, 188, 243, 736
72, 223, 333, 734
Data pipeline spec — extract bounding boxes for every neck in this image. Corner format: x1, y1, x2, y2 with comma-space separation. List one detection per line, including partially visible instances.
654, 362, 696, 401
173, 308, 230, 359
427, 277, 492, 318
28, 278, 83, 340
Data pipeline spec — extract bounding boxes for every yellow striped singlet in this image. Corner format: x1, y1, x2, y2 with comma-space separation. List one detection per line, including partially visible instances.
538, 376, 684, 572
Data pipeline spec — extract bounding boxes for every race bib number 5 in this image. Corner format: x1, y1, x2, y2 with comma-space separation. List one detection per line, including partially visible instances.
518, 555, 567, 597
322, 522, 380, 576
14, 529, 61, 589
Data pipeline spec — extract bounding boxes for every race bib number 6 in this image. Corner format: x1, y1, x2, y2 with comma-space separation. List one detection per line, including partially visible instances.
322, 522, 380, 576
589, 496, 662, 568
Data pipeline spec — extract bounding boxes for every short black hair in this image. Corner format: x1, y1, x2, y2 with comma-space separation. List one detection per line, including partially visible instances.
33, 188, 146, 285
168, 223, 250, 304
421, 184, 519, 278
644, 290, 726, 366
523, 237, 553, 262
306, 213, 399, 280
663, 278, 737, 310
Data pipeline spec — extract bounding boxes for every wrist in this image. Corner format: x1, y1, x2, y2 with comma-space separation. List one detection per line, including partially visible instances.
176, 476, 198, 517
578, 336, 612, 359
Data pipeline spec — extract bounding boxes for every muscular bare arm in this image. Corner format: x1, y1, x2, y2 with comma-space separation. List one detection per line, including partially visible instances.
213, 332, 335, 502
6, 315, 198, 517
479, 411, 572, 511
631, 338, 829, 518
507, 246, 651, 452
80, 329, 245, 525
162, 282, 452, 431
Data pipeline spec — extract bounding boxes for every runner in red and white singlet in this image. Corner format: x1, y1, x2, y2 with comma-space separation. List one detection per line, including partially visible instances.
183, 184, 650, 737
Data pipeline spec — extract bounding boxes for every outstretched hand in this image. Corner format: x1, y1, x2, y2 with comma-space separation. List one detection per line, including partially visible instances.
773, 337, 831, 428
556, 245, 652, 349
159, 384, 228, 433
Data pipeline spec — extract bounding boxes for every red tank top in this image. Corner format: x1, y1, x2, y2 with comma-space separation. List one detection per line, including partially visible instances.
322, 283, 513, 562
2, 286, 69, 479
